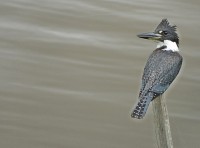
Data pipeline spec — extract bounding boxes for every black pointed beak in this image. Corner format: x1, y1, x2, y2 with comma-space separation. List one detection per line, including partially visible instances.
137, 32, 161, 40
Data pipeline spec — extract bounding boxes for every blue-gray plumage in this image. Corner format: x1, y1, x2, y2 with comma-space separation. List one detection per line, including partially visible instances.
131, 19, 182, 119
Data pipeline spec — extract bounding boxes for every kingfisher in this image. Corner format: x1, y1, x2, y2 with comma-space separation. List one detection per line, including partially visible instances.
131, 19, 183, 119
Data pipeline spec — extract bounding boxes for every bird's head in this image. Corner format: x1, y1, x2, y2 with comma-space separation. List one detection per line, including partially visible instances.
137, 19, 179, 50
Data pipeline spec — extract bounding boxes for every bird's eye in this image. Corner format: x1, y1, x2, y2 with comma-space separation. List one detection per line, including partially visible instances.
163, 31, 168, 35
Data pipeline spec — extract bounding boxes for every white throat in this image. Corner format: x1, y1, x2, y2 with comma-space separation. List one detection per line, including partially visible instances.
156, 40, 179, 52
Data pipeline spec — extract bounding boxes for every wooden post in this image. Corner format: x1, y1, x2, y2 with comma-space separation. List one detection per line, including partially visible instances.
152, 95, 174, 148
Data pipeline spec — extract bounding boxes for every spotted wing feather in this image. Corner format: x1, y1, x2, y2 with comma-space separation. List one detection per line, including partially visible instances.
131, 49, 182, 119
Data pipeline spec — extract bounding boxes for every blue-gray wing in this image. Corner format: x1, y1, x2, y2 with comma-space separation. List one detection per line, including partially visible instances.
139, 49, 182, 99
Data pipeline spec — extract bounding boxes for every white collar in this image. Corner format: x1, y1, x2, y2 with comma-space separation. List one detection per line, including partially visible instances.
157, 40, 179, 52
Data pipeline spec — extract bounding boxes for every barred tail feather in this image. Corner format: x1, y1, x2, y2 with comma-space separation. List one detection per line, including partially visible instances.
131, 92, 153, 119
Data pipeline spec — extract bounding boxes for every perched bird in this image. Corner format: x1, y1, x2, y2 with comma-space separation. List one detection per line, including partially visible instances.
131, 19, 182, 119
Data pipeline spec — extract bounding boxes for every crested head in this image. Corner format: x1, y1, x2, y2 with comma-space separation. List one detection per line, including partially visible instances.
137, 19, 180, 52
154, 19, 179, 46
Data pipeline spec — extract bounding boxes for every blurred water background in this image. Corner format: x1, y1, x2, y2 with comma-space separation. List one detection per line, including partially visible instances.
0, 0, 200, 147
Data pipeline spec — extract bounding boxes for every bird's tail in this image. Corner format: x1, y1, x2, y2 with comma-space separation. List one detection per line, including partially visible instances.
131, 92, 153, 119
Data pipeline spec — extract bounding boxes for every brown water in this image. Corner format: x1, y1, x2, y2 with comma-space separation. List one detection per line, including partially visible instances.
0, 0, 200, 148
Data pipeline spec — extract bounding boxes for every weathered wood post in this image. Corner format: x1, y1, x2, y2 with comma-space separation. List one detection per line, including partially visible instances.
152, 95, 174, 148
